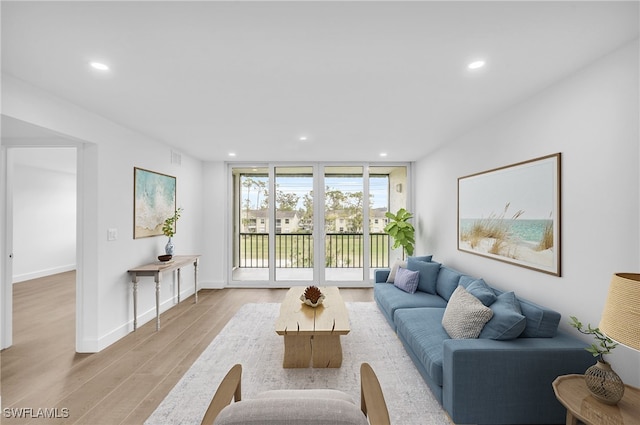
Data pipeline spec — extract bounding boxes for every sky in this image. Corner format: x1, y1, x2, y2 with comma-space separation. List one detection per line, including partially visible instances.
458, 157, 558, 220
241, 175, 389, 209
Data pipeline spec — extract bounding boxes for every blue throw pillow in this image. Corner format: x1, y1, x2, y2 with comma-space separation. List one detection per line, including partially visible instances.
465, 278, 497, 306
408, 255, 433, 262
480, 291, 527, 340
407, 258, 441, 294
458, 275, 476, 288
393, 267, 420, 294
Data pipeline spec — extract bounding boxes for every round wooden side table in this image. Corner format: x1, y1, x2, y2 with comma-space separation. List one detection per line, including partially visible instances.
552, 374, 640, 425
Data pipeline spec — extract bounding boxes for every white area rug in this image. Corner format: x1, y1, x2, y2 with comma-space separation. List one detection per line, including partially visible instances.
145, 302, 450, 424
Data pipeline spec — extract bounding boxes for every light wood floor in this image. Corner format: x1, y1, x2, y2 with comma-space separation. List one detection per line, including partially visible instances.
1, 271, 373, 424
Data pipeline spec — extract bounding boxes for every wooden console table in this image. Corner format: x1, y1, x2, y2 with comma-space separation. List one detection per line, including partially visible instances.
127, 254, 200, 331
553, 374, 640, 425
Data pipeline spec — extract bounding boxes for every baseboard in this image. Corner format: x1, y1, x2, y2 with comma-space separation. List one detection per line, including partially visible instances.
200, 280, 225, 289
95, 286, 198, 352
12, 264, 76, 283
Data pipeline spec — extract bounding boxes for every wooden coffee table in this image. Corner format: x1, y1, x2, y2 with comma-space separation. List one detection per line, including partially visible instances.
275, 286, 350, 368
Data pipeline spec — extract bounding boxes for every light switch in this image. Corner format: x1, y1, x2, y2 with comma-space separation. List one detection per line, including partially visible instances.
107, 228, 118, 241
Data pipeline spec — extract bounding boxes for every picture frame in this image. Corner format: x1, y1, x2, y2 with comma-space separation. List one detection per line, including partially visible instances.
458, 153, 561, 276
134, 167, 177, 239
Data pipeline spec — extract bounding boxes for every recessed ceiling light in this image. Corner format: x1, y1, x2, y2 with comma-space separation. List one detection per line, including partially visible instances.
467, 60, 486, 70
379, 152, 388, 157
228, 152, 236, 157
299, 136, 308, 141
90, 61, 110, 71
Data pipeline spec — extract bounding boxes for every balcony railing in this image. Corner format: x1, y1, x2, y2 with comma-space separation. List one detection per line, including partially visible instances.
238, 233, 389, 268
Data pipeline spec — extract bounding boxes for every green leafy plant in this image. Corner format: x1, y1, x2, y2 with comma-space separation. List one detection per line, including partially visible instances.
162, 208, 183, 238
569, 316, 618, 362
384, 208, 415, 257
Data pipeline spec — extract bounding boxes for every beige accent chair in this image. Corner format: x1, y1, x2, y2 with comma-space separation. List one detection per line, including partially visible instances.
201, 363, 391, 425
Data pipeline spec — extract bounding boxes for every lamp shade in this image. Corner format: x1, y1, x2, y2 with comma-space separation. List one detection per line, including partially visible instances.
599, 273, 640, 351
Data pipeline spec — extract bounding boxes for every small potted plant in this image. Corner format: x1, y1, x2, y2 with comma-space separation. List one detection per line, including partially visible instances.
569, 316, 624, 404
162, 208, 183, 256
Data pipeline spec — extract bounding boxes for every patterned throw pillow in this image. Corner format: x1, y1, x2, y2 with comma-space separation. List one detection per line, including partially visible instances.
393, 267, 420, 294
442, 285, 494, 339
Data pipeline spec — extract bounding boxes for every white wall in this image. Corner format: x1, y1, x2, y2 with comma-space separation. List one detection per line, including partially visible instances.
202, 161, 227, 287
1, 75, 206, 352
414, 40, 640, 386
11, 151, 76, 282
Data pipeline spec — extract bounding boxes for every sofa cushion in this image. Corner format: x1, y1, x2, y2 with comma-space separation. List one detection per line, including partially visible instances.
407, 258, 441, 294
479, 291, 527, 340
436, 266, 462, 301
465, 278, 497, 306
395, 307, 449, 387
442, 285, 493, 339
386, 259, 406, 283
394, 267, 420, 293
374, 282, 447, 322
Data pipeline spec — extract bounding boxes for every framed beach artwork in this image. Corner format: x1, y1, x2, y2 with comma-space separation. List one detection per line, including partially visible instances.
134, 167, 177, 239
458, 153, 561, 276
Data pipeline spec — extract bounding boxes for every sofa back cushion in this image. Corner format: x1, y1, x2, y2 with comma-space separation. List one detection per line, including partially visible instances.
407, 258, 441, 294
436, 266, 462, 301
518, 297, 561, 337
493, 288, 561, 338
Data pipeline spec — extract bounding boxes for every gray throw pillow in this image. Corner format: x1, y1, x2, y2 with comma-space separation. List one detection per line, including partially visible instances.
442, 285, 493, 339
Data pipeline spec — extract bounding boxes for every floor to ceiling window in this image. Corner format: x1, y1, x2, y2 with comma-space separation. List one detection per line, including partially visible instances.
230, 163, 409, 286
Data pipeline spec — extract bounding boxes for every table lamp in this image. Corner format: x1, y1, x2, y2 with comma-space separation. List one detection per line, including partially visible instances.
586, 273, 640, 404
599, 273, 640, 352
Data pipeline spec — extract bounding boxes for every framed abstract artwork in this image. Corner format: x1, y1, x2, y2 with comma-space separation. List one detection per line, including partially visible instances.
134, 167, 177, 239
458, 153, 561, 276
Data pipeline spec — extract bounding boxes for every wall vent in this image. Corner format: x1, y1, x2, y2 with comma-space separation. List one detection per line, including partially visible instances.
171, 150, 182, 166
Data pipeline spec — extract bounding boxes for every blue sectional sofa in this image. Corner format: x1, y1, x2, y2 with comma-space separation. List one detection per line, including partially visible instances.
374, 257, 594, 425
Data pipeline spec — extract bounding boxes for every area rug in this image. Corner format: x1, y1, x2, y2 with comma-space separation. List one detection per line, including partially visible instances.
145, 302, 450, 424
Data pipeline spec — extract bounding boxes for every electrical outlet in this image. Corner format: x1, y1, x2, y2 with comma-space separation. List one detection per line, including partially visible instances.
107, 228, 118, 241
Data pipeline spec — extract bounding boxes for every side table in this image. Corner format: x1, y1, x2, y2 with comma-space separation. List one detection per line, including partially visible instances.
552, 374, 640, 425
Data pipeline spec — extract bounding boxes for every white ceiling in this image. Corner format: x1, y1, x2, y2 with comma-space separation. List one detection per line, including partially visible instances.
2, 1, 638, 163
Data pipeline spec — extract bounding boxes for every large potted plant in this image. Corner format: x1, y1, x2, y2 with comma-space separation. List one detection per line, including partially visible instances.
569, 316, 624, 404
384, 208, 415, 258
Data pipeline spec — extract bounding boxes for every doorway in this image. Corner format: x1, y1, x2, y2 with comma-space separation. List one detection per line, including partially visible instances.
1, 116, 82, 350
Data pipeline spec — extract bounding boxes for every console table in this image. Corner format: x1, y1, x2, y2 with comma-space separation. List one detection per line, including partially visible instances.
553, 374, 640, 425
127, 255, 200, 331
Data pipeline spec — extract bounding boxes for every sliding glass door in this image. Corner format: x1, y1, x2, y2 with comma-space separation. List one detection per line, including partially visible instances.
230, 163, 408, 285
274, 166, 314, 283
